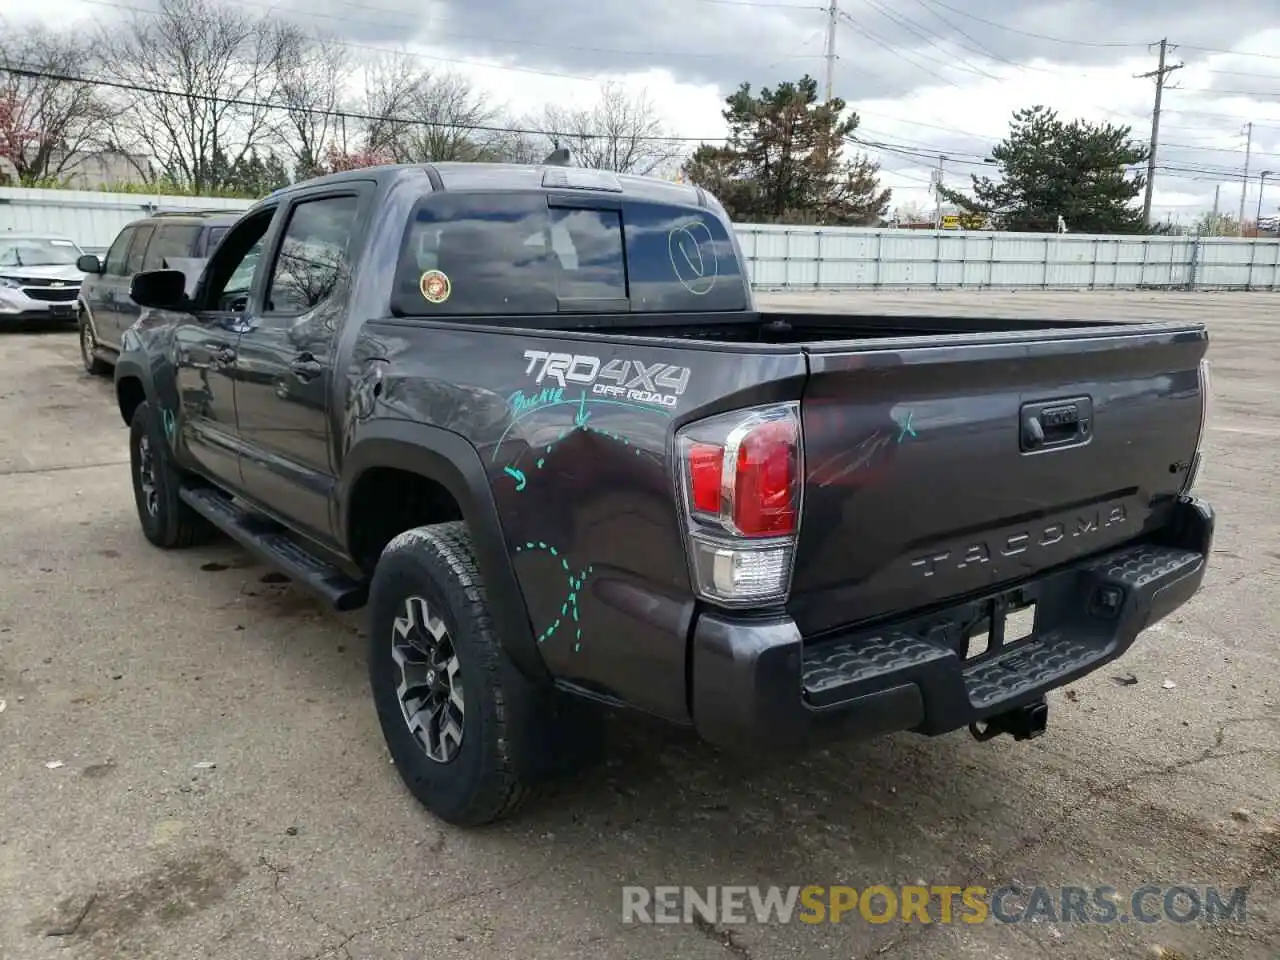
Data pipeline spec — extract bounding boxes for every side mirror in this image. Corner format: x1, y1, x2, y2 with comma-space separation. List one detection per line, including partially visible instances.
76, 254, 102, 274
130, 269, 189, 310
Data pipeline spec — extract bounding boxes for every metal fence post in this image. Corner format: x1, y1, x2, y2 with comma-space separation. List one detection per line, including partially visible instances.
1188, 233, 1200, 290
814, 229, 822, 289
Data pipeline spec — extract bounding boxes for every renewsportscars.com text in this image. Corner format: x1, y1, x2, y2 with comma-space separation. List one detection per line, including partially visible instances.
621, 884, 1248, 926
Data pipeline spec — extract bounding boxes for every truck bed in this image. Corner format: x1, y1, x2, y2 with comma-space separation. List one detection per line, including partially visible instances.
503, 306, 1208, 637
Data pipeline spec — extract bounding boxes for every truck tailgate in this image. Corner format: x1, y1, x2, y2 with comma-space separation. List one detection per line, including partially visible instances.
789, 324, 1208, 637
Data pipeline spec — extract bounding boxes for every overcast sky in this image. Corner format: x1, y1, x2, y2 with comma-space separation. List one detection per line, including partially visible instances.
14, 0, 1280, 224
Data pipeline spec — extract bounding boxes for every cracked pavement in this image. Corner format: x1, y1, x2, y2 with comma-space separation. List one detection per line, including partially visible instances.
1, 291, 1277, 960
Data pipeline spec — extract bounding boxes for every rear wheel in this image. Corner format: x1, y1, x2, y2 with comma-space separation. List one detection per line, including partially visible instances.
79, 312, 111, 376
368, 522, 597, 826
129, 400, 214, 548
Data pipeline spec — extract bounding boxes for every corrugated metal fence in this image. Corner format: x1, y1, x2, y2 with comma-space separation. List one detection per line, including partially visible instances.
0, 187, 251, 255
735, 223, 1280, 291
5, 186, 1280, 290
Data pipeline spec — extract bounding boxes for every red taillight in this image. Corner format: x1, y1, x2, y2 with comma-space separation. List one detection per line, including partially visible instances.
676, 403, 802, 605
732, 419, 798, 535
688, 442, 724, 514
683, 417, 798, 536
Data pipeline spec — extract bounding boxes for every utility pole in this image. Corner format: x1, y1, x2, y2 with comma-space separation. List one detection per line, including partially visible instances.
823, 1, 838, 101
1256, 170, 1272, 231
1238, 121, 1253, 234
1209, 184, 1220, 236
1136, 39, 1183, 227
933, 155, 944, 230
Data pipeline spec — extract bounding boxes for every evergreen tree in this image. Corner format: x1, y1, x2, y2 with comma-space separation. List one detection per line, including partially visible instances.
682, 75, 890, 225
941, 105, 1150, 233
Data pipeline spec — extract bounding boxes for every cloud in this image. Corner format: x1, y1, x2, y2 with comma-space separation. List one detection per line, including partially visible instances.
13, 0, 1280, 220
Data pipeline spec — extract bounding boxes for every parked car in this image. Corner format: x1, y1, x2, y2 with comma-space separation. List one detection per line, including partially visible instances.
0, 233, 90, 325
76, 210, 240, 375
113, 161, 1213, 827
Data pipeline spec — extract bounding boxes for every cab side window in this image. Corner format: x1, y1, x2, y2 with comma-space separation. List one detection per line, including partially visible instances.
264, 195, 361, 315
124, 224, 154, 276
103, 227, 136, 276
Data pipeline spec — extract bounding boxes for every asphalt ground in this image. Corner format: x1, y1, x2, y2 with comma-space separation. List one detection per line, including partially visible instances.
0, 290, 1276, 960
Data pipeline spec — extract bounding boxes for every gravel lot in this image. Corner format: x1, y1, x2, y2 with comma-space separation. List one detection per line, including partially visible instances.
1, 290, 1276, 960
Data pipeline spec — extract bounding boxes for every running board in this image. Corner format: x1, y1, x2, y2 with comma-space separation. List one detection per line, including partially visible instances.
179, 486, 367, 611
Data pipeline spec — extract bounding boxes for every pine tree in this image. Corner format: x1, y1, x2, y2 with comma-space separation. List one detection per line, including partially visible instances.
682, 75, 890, 225
941, 105, 1150, 233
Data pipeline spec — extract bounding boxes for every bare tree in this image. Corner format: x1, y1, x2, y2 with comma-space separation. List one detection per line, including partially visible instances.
273, 28, 349, 180
0, 20, 114, 181
397, 72, 506, 162
98, 0, 290, 192
537, 82, 683, 177
350, 53, 504, 164
354, 52, 422, 160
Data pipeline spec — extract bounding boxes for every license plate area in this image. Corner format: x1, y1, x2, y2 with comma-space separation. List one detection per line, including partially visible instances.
965, 592, 1037, 662
48, 304, 75, 318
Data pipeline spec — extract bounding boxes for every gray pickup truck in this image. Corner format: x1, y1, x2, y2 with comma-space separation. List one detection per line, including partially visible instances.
111, 160, 1214, 825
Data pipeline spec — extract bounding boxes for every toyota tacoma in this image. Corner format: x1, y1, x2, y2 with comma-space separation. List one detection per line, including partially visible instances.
111, 160, 1214, 825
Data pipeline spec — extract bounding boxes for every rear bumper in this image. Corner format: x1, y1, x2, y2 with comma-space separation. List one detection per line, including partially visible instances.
690, 496, 1214, 751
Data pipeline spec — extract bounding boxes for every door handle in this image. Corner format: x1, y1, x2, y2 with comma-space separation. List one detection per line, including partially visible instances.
290, 355, 324, 380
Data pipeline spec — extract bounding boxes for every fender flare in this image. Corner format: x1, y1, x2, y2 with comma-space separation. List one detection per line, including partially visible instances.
112, 353, 155, 424
339, 419, 548, 685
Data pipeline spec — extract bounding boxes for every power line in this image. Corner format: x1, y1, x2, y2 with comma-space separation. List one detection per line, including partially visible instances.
857, 0, 1000, 81
81, 0, 827, 65
69, 0, 827, 90
0, 64, 720, 142
836, 10, 962, 90
912, 0, 1145, 48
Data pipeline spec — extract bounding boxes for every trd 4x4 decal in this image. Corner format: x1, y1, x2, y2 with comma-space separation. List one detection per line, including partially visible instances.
521, 350, 692, 409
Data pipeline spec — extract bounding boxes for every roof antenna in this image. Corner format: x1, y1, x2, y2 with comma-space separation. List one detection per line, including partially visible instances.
542, 147, 571, 166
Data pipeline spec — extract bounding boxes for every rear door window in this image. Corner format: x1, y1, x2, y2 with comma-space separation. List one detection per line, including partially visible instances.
143, 224, 202, 271
124, 224, 155, 275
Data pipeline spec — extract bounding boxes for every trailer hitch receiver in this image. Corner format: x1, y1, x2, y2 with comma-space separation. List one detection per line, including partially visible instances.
969, 698, 1049, 742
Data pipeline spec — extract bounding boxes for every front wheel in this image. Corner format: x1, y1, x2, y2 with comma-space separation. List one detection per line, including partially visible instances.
79, 313, 111, 376
368, 522, 597, 826
129, 401, 214, 549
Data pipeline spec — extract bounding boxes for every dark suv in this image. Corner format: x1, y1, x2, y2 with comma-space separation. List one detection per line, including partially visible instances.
76, 210, 241, 375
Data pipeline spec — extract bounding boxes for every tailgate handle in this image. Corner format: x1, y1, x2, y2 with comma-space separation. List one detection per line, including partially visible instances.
1020, 397, 1093, 452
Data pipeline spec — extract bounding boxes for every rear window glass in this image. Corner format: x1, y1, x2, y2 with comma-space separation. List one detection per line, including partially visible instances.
392, 194, 626, 316
624, 203, 747, 313
390, 193, 746, 318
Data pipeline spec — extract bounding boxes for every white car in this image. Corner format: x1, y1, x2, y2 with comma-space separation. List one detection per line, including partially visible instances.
0, 234, 89, 324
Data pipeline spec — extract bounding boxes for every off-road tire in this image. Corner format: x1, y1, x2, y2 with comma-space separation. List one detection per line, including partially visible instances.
129, 400, 215, 549
368, 521, 596, 826
79, 312, 111, 376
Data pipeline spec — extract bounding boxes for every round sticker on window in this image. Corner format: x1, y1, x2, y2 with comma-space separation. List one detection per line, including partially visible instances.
419, 269, 451, 304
